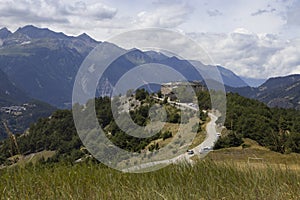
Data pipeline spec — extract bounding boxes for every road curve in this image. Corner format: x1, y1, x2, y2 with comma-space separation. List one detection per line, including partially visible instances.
122, 111, 220, 172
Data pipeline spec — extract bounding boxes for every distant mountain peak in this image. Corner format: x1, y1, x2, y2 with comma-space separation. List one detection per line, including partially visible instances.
125, 48, 153, 65
78, 33, 89, 38
16, 25, 46, 34
77, 33, 97, 43
18, 24, 38, 30
0, 27, 10, 32
127, 48, 145, 55
260, 74, 300, 89
228, 74, 300, 110
15, 25, 69, 39
145, 51, 169, 61
0, 27, 12, 39
267, 74, 300, 82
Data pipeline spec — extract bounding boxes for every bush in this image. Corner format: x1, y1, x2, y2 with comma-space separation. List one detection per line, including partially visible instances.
135, 89, 149, 101
162, 131, 172, 140
214, 132, 243, 150
242, 143, 251, 149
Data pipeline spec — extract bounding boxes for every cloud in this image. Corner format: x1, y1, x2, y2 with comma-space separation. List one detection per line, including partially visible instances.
62, 2, 117, 21
188, 29, 300, 78
251, 8, 276, 16
285, 0, 300, 26
207, 9, 223, 17
0, 0, 120, 39
0, 0, 117, 27
0, 0, 68, 24
135, 3, 193, 28
264, 39, 300, 76
251, 9, 268, 16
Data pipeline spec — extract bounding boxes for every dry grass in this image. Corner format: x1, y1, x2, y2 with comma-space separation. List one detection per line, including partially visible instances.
8, 151, 56, 167
1, 159, 300, 200
189, 120, 208, 149
206, 138, 300, 171
1, 138, 300, 199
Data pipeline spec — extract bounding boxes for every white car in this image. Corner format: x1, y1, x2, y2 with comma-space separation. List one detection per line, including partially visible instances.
202, 146, 212, 151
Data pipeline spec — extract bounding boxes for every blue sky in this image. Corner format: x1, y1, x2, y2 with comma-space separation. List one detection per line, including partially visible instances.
0, 0, 299, 78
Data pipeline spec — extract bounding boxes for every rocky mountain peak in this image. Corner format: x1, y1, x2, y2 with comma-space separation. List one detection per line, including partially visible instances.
15, 25, 69, 39
77, 33, 97, 43
0, 27, 12, 39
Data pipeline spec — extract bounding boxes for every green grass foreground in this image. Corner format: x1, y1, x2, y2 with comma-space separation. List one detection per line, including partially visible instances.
0, 160, 299, 200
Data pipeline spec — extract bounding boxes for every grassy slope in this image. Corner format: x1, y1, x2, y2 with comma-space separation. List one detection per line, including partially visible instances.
7, 151, 56, 167
1, 139, 300, 199
207, 138, 300, 168
1, 96, 300, 199
0, 160, 299, 200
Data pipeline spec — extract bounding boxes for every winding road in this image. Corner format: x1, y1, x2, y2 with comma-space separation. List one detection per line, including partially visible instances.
123, 108, 220, 172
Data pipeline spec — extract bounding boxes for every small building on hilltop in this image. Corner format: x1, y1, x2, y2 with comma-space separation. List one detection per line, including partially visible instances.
161, 81, 206, 102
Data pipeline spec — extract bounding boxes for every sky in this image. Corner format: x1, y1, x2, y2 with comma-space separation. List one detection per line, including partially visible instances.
0, 0, 300, 79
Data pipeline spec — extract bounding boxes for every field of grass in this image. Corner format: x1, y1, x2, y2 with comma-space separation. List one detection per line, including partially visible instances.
9, 151, 56, 166
0, 159, 299, 200
208, 138, 300, 169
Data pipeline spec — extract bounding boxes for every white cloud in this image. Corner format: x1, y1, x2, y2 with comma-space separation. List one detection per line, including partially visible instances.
264, 40, 300, 76
188, 29, 300, 78
0, 0, 68, 24
135, 3, 193, 28
0, 0, 118, 33
62, 2, 117, 21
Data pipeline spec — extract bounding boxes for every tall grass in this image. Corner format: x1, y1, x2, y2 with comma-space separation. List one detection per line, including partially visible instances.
0, 160, 299, 199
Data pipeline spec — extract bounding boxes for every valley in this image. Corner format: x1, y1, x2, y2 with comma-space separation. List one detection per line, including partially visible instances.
0, 25, 299, 200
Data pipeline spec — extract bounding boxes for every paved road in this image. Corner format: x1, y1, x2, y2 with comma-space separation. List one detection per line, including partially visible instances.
123, 110, 220, 172
191, 112, 219, 156
152, 96, 199, 111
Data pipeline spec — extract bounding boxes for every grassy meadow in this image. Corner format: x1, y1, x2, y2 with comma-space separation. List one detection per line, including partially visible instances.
0, 159, 299, 200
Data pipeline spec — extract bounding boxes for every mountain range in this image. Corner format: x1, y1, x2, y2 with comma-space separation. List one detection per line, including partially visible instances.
0, 25, 299, 110
227, 74, 300, 110
0, 68, 28, 106
0, 25, 98, 108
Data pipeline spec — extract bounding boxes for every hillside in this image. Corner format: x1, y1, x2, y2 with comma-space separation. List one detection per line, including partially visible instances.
227, 74, 300, 110
0, 90, 299, 199
0, 89, 299, 166
215, 92, 300, 153
0, 90, 195, 165
0, 25, 99, 108
0, 68, 28, 106
0, 68, 55, 138
256, 75, 300, 109
0, 100, 55, 139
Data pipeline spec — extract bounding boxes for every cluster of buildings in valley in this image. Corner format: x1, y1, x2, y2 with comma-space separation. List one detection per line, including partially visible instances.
0, 103, 36, 116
